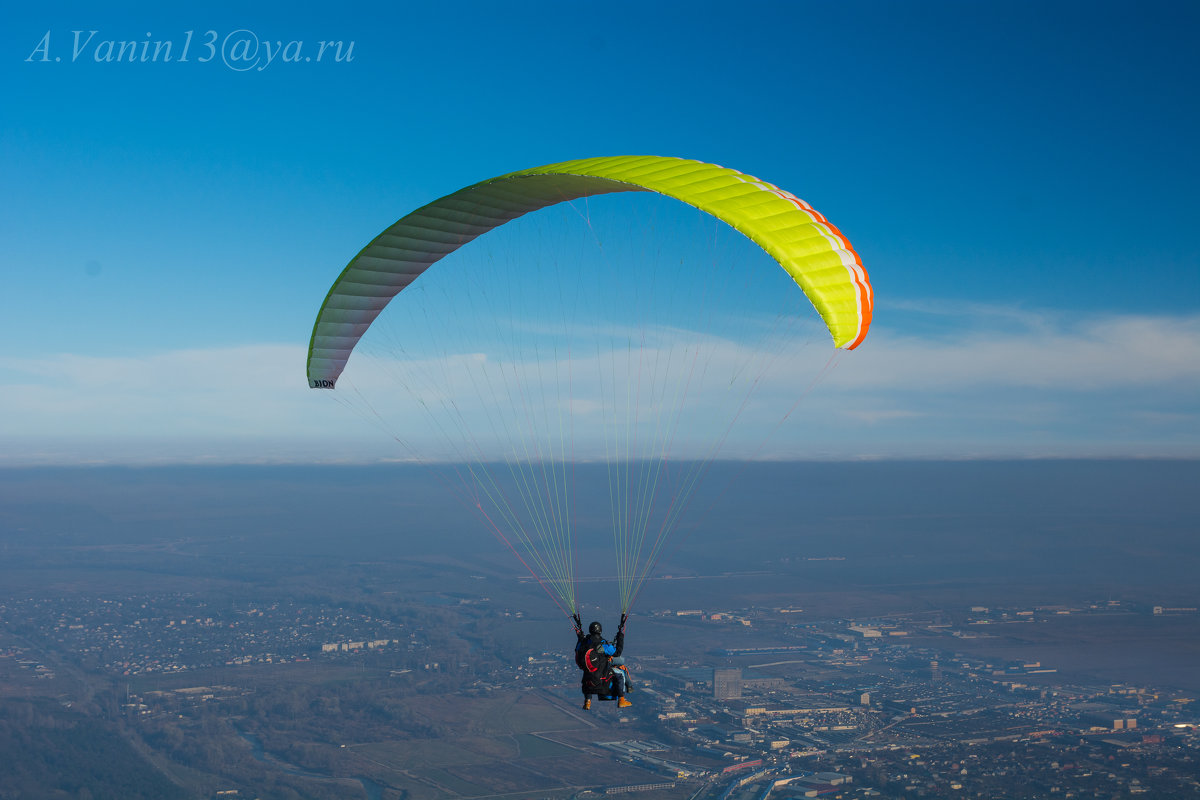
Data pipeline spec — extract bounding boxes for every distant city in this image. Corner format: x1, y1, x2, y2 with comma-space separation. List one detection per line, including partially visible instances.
4, 587, 1200, 798
2, 461, 1198, 798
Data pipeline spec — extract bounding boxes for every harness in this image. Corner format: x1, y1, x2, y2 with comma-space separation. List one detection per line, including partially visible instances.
580, 646, 613, 693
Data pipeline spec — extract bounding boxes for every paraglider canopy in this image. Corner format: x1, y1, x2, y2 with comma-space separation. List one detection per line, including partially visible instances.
308, 155, 871, 390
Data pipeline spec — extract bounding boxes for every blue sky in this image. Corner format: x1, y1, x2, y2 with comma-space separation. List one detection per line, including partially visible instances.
2, 0, 1197, 464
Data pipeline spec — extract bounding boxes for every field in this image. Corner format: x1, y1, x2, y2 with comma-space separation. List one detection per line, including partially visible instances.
908, 613, 1200, 691
342, 692, 667, 799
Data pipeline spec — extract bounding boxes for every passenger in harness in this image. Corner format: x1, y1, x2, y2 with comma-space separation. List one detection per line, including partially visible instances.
573, 614, 632, 710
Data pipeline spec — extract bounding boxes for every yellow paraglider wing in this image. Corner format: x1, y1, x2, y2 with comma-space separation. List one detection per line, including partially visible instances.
307, 155, 870, 388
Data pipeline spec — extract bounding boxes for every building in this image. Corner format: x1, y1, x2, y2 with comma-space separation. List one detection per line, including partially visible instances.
714, 668, 743, 700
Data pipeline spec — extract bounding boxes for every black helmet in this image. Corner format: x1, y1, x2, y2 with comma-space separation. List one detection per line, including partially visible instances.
588, 621, 603, 636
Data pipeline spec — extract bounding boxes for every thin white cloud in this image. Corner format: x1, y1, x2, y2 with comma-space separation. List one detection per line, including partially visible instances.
0, 308, 1196, 463
0, 344, 331, 437
841, 409, 928, 424
824, 310, 1200, 391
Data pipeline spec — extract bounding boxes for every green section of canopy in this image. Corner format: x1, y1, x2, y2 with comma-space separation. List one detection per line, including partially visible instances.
308, 155, 871, 388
